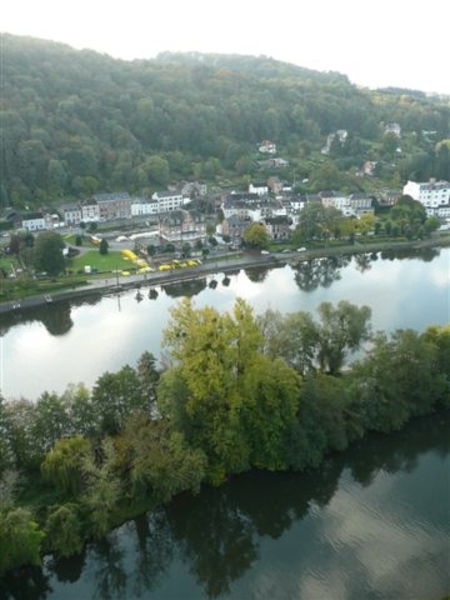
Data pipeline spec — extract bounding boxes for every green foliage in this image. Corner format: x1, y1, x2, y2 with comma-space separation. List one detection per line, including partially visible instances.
243, 223, 270, 249
159, 298, 266, 478
99, 238, 109, 255
1, 297, 449, 573
3, 33, 450, 207
80, 438, 122, 538
259, 300, 371, 375
91, 365, 143, 434
293, 202, 342, 244
121, 414, 207, 504
44, 504, 83, 557
41, 435, 91, 496
0, 508, 45, 572
33, 231, 66, 276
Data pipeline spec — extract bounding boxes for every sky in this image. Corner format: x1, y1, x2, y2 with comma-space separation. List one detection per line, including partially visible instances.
2, 0, 449, 96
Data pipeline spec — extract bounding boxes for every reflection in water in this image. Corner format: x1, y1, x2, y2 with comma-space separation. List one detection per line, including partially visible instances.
353, 252, 372, 273
244, 266, 270, 283
293, 254, 351, 292
380, 246, 440, 262
162, 278, 207, 299
0, 294, 102, 337
17, 412, 447, 600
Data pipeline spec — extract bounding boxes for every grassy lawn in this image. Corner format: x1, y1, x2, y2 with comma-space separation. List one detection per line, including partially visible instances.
68, 250, 136, 273
0, 256, 16, 272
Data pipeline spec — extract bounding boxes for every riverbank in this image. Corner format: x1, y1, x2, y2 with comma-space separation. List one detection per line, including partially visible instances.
1, 234, 449, 315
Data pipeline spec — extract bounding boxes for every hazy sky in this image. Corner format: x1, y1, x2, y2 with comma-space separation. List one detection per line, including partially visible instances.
2, 0, 449, 95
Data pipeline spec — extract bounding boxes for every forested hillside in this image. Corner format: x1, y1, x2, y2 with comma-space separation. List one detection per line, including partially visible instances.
1, 33, 450, 208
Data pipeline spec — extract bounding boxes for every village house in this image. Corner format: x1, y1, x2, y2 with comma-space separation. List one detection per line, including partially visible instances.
20, 211, 46, 232
403, 179, 450, 210
249, 181, 270, 196
93, 192, 132, 221
131, 197, 160, 217
263, 215, 292, 240
159, 209, 206, 244
319, 191, 353, 217
60, 203, 82, 227
385, 123, 401, 137
151, 190, 185, 213
258, 140, 277, 154
80, 200, 100, 223
221, 214, 252, 246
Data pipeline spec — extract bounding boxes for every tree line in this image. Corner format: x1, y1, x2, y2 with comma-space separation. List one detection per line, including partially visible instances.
2, 34, 450, 208
0, 298, 449, 573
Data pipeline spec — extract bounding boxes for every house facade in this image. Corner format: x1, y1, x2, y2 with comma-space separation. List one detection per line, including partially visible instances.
131, 198, 160, 217
221, 215, 252, 245
94, 193, 132, 221
403, 179, 450, 209
159, 209, 206, 244
21, 212, 46, 231
151, 191, 185, 213
61, 203, 82, 227
81, 201, 100, 223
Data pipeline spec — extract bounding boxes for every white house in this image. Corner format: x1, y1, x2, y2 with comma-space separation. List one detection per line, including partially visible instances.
258, 140, 277, 154
249, 182, 269, 197
151, 191, 185, 213
131, 198, 160, 217
403, 179, 450, 209
21, 212, 46, 231
81, 201, 100, 223
61, 203, 82, 227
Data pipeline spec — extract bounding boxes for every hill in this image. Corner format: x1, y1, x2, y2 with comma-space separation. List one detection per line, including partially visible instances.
1, 33, 450, 208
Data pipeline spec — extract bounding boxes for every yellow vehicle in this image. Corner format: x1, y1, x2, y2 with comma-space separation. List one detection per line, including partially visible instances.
120, 270, 131, 276
159, 264, 172, 271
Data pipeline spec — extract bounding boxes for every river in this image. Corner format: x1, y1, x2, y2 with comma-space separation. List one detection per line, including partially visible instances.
3, 411, 449, 600
1, 246, 449, 401
1, 246, 449, 599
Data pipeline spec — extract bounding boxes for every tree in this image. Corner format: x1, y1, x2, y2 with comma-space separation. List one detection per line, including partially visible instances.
136, 351, 160, 416
258, 308, 320, 375
44, 504, 83, 558
31, 392, 71, 458
81, 438, 122, 538
41, 435, 91, 496
99, 238, 109, 255
34, 231, 66, 276
91, 365, 143, 434
293, 202, 341, 244
243, 223, 270, 249
259, 301, 372, 376
122, 415, 207, 504
159, 298, 265, 480
0, 508, 45, 572
315, 301, 372, 375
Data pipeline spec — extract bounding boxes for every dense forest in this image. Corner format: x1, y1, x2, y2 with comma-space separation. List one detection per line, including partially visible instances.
0, 298, 449, 574
1, 33, 450, 208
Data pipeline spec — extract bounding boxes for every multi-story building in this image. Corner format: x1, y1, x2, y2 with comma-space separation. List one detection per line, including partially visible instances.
60, 203, 82, 227
403, 179, 450, 210
81, 200, 100, 223
151, 191, 185, 213
131, 198, 160, 217
159, 209, 206, 244
94, 193, 132, 221
21, 212, 46, 231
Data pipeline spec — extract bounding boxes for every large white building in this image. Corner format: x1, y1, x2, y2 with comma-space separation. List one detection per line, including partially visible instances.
403, 180, 450, 209
151, 191, 185, 213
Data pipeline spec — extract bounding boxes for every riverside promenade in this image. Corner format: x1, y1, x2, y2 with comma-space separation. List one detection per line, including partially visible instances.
0, 252, 281, 315
1, 235, 448, 316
